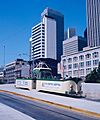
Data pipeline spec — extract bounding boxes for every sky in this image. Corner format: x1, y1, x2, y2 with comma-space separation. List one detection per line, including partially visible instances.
0, 0, 86, 67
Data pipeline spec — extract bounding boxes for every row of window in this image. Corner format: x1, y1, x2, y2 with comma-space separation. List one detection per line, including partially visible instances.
67, 59, 99, 69
34, 54, 45, 59
67, 52, 99, 63
68, 68, 95, 76
32, 24, 44, 32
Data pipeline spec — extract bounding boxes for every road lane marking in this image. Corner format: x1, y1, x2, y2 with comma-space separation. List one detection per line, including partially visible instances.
0, 89, 100, 119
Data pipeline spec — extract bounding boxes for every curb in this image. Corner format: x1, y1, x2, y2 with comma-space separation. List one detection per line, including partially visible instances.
0, 90, 100, 119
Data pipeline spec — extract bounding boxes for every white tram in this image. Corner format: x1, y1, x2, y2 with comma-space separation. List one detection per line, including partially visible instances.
33, 62, 82, 96
16, 62, 83, 97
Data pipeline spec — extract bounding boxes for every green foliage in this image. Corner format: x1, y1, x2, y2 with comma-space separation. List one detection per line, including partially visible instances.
85, 62, 100, 83
97, 62, 100, 80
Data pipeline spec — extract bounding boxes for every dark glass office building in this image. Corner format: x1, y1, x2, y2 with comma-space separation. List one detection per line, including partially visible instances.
41, 8, 64, 62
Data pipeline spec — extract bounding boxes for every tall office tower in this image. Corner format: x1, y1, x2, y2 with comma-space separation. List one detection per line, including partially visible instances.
67, 28, 76, 39
31, 15, 56, 61
86, 0, 100, 47
42, 16, 56, 59
64, 27, 76, 40
41, 7, 64, 62
31, 23, 45, 60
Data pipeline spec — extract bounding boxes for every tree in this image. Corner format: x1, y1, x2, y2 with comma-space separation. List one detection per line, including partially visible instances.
97, 62, 100, 80
85, 62, 100, 83
85, 68, 98, 83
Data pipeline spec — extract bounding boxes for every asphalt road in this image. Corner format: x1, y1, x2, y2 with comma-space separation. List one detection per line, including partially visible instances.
0, 92, 99, 120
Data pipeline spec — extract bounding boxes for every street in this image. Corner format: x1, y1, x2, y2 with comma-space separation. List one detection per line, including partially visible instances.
0, 92, 99, 120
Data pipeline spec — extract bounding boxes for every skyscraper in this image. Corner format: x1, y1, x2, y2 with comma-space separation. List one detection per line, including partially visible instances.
86, 0, 100, 47
64, 27, 76, 40
31, 16, 56, 61
31, 23, 45, 60
41, 7, 64, 62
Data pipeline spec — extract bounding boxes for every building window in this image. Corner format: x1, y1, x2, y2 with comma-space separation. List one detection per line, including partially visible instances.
63, 59, 66, 65
86, 68, 91, 75
68, 58, 72, 63
93, 59, 99, 66
68, 71, 72, 77
73, 70, 78, 76
79, 55, 84, 61
80, 69, 84, 75
73, 63, 78, 69
92, 52, 99, 58
68, 64, 72, 69
86, 61, 91, 67
63, 65, 66, 70
63, 59, 66, 62
64, 72, 67, 78
79, 62, 84, 68
85, 54, 91, 59
73, 57, 78, 62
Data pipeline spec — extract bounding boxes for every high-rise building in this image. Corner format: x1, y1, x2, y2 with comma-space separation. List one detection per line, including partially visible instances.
86, 0, 100, 47
30, 8, 64, 62
41, 7, 64, 62
31, 23, 45, 60
31, 17, 56, 60
63, 36, 87, 56
67, 28, 76, 39
64, 28, 76, 40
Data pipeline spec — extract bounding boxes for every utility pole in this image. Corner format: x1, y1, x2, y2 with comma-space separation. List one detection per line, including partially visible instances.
3, 45, 5, 68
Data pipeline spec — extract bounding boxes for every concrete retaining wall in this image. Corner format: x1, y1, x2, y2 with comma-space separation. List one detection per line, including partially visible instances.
82, 83, 100, 99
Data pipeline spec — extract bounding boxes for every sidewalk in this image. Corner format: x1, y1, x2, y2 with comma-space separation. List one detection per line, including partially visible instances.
0, 84, 100, 118
0, 103, 36, 120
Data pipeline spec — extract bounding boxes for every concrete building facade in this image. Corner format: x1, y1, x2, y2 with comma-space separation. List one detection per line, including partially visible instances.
58, 46, 100, 80
5, 59, 30, 83
63, 36, 87, 56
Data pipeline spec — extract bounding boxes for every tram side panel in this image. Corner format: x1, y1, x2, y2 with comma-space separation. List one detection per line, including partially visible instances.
36, 80, 77, 94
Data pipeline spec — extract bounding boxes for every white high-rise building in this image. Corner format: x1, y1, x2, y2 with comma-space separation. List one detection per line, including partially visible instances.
31, 23, 45, 60
30, 15, 56, 61
43, 16, 56, 59
30, 8, 64, 63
